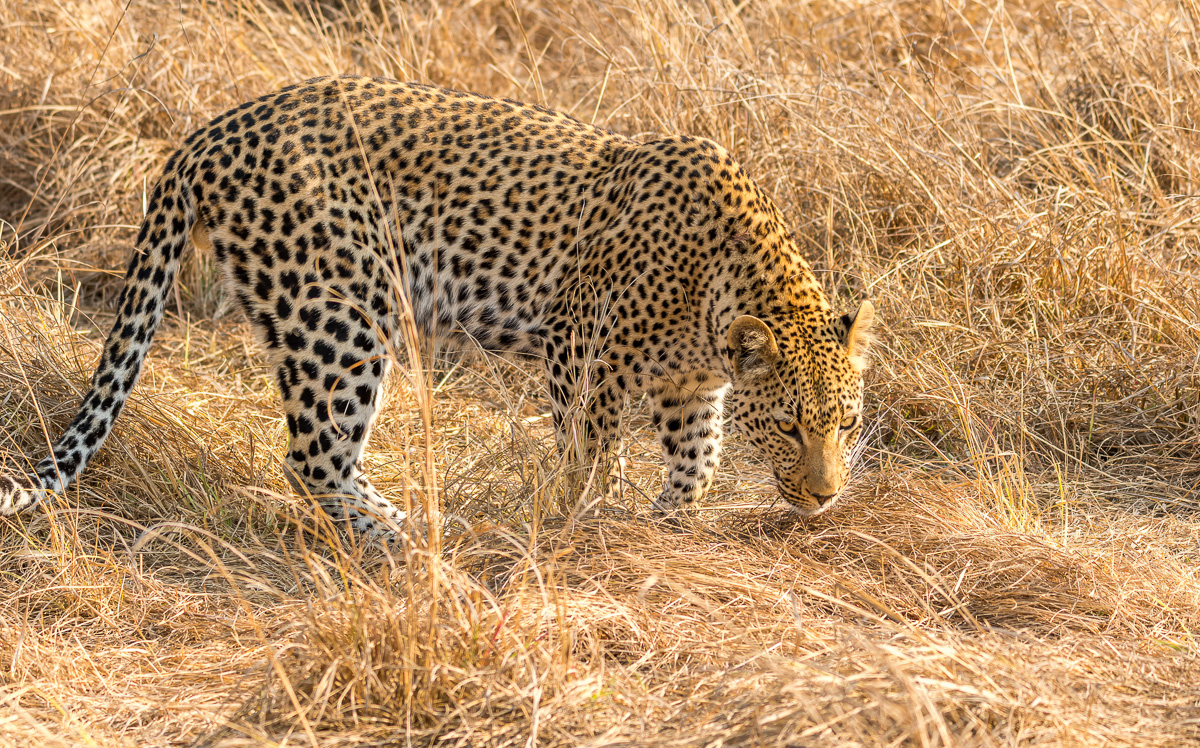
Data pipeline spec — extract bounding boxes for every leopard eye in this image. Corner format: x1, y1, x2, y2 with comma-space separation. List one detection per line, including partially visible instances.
839, 414, 860, 432
777, 420, 801, 437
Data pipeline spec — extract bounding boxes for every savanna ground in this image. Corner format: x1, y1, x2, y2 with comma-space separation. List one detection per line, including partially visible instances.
2, 0, 1200, 745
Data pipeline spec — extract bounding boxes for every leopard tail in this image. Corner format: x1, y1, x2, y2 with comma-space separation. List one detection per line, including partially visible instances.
1, 151, 196, 513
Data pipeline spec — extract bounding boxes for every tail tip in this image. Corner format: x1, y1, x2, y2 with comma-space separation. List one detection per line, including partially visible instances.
0, 472, 49, 515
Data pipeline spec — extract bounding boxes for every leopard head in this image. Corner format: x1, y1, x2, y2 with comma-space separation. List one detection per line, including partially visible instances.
725, 301, 875, 516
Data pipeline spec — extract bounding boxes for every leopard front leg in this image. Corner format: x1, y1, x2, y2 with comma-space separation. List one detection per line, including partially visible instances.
649, 380, 729, 514
545, 357, 630, 504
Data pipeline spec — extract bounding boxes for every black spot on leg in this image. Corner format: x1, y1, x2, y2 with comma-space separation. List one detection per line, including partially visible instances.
313, 340, 336, 364
285, 330, 307, 351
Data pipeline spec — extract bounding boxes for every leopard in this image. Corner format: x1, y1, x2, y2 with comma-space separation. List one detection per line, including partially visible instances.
0, 75, 876, 539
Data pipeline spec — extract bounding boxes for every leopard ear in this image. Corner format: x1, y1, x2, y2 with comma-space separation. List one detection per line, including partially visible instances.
727, 316, 780, 376
837, 300, 876, 370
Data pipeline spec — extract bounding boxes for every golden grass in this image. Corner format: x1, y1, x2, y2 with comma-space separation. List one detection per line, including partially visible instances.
2, 0, 1200, 744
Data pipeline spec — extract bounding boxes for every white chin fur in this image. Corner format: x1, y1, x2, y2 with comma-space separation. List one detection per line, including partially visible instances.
784, 499, 836, 518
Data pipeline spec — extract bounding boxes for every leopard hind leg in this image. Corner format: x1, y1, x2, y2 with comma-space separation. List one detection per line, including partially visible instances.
274, 332, 405, 541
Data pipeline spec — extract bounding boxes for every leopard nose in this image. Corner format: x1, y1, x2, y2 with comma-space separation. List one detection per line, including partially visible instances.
810, 492, 837, 506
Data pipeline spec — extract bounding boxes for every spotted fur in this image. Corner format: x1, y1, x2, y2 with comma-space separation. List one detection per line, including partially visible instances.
0, 75, 876, 536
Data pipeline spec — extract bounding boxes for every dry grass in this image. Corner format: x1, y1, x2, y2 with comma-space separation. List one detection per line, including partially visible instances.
2, 0, 1200, 744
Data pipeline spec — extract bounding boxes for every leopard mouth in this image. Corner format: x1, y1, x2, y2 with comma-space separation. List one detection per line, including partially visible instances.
775, 475, 840, 517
